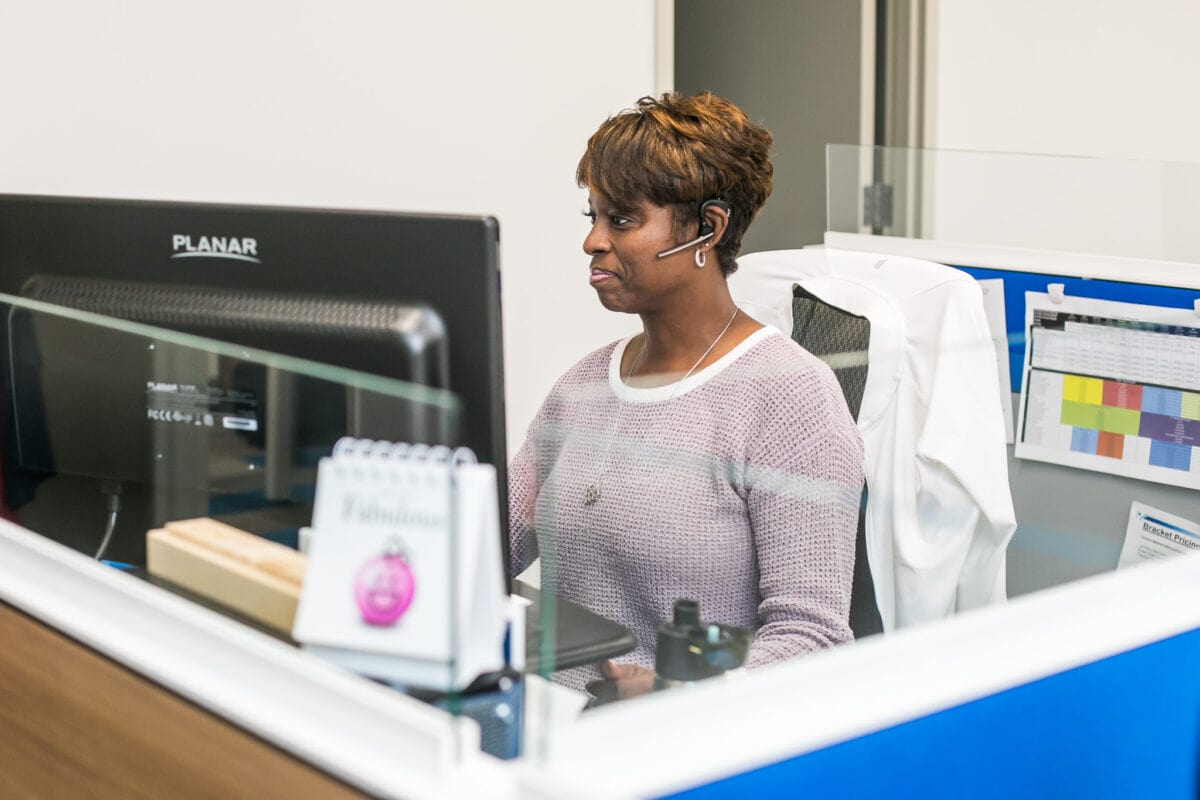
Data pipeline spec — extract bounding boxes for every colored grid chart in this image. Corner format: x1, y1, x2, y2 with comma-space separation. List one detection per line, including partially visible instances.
1037, 373, 1200, 470
1018, 306, 1200, 488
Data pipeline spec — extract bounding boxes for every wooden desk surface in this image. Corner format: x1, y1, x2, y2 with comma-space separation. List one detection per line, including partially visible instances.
0, 600, 366, 799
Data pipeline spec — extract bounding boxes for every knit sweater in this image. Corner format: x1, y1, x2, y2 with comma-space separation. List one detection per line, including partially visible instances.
508, 326, 863, 692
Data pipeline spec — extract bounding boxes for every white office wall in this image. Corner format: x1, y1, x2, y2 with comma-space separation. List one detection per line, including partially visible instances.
0, 1, 656, 450
930, 0, 1200, 161
923, 0, 1200, 263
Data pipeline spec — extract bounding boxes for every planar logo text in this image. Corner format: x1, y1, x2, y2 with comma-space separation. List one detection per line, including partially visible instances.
171, 234, 261, 264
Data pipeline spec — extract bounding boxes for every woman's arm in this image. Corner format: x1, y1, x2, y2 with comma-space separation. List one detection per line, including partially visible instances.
507, 423, 542, 578
744, 362, 863, 667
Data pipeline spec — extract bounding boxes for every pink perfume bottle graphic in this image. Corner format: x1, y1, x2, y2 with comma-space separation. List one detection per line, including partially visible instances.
354, 539, 415, 626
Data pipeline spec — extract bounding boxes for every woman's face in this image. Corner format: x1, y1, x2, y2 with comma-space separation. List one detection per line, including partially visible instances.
582, 191, 696, 314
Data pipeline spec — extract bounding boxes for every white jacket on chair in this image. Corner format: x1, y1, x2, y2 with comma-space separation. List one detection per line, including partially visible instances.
729, 248, 1017, 630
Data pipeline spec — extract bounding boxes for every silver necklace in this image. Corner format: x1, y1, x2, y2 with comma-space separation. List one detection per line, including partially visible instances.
583, 307, 740, 506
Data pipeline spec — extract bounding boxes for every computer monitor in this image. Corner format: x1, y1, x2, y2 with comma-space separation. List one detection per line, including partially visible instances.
18, 275, 453, 459
0, 193, 510, 571
3, 292, 452, 565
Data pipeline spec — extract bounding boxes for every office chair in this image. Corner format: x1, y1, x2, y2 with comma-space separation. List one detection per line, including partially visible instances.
733, 247, 1017, 633
790, 285, 883, 639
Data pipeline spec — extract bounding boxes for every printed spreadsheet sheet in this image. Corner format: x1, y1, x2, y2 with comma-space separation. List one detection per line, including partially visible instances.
1016, 292, 1200, 490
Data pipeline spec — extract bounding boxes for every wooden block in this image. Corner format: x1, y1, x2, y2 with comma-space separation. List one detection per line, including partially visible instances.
164, 517, 306, 586
147, 519, 306, 633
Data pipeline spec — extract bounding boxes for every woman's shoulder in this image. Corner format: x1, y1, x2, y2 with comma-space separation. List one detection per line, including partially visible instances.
737, 326, 840, 383
728, 328, 853, 421
731, 331, 861, 461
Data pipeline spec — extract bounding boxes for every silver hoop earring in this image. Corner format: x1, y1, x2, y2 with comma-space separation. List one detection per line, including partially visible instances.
694, 247, 706, 268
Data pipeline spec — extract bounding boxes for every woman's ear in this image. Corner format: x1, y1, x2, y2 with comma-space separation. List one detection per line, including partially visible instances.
701, 200, 732, 247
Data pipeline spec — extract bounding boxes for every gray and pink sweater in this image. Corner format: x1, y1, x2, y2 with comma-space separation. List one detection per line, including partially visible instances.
509, 326, 864, 691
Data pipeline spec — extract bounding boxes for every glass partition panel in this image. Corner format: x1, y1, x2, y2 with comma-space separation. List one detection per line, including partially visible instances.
827, 144, 1200, 265
2, 292, 459, 556
0, 293, 504, 751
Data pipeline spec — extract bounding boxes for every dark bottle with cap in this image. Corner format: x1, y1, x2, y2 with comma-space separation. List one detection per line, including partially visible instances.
654, 599, 750, 690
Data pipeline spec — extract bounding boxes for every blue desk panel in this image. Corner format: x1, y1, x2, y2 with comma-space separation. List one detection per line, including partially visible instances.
664, 627, 1200, 799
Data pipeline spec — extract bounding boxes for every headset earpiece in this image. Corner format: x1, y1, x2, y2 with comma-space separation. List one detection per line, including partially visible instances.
697, 199, 732, 239
655, 198, 734, 259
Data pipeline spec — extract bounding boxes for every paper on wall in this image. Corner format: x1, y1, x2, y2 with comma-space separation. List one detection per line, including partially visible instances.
1118, 501, 1200, 568
1014, 292, 1200, 490
977, 279, 1014, 444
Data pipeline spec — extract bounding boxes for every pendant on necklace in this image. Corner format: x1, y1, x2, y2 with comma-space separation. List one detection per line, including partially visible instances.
583, 484, 600, 506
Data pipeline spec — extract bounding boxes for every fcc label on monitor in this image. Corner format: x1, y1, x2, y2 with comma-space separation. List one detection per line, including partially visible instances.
145, 382, 259, 432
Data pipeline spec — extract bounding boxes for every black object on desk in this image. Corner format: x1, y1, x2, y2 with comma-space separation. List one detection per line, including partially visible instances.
514, 581, 635, 674
654, 598, 749, 689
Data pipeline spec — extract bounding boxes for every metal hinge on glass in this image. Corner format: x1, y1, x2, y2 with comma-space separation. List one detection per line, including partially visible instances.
863, 182, 894, 231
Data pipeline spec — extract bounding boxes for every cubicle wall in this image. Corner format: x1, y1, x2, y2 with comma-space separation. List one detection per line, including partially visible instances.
0, 516, 492, 800
524, 547, 1200, 799
665, 625, 1200, 799
825, 144, 1200, 600
807, 236, 1200, 601
953, 266, 1200, 596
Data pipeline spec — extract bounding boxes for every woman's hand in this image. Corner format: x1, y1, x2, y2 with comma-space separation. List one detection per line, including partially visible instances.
596, 659, 655, 700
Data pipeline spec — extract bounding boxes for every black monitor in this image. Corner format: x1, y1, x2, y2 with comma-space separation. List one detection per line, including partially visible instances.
3, 294, 452, 565
0, 193, 509, 572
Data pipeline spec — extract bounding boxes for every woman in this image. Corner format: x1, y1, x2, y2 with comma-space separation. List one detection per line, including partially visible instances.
509, 92, 863, 699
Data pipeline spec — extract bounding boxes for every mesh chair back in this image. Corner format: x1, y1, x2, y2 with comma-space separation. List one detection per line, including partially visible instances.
792, 285, 883, 638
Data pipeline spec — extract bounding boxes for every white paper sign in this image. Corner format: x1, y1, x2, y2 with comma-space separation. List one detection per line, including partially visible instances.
294, 454, 453, 659
1118, 501, 1200, 568
291, 439, 506, 690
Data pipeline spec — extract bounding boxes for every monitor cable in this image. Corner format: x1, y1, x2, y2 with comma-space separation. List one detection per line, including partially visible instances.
95, 480, 123, 561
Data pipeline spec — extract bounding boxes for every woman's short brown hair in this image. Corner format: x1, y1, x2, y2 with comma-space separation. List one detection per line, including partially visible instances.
577, 91, 773, 276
